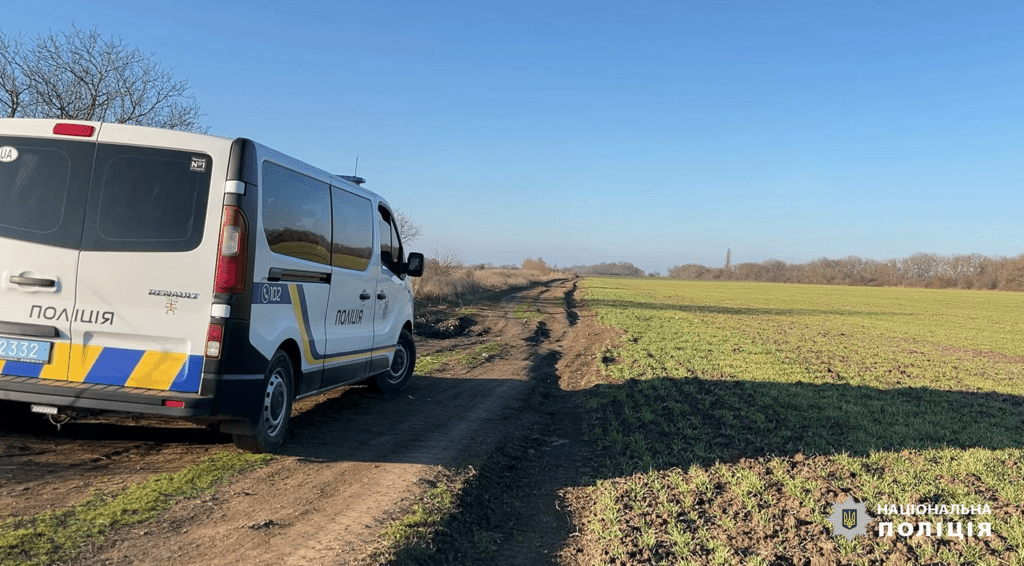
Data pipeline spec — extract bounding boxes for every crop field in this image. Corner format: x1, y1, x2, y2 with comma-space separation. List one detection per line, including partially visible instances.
572, 277, 1024, 565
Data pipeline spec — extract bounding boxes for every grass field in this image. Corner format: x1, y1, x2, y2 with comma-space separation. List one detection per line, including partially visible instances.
574, 277, 1024, 565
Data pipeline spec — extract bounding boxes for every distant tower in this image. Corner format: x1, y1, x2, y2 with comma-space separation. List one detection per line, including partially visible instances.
725, 248, 732, 272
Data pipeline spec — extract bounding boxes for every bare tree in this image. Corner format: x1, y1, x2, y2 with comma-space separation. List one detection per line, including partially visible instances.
0, 25, 205, 131
429, 246, 463, 275
668, 263, 712, 280
0, 33, 29, 118
393, 209, 422, 245
569, 261, 645, 277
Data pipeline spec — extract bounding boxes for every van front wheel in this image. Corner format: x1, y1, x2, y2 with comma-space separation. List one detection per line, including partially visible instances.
367, 329, 416, 395
233, 350, 293, 453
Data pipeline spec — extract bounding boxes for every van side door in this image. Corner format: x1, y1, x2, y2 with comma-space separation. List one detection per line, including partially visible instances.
255, 162, 332, 395
322, 186, 377, 388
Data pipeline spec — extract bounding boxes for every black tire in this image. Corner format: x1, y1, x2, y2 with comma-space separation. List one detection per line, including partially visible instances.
233, 350, 293, 453
366, 329, 416, 395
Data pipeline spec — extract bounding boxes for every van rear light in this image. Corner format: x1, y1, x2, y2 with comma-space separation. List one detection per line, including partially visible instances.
53, 123, 95, 137
163, 400, 185, 408
214, 206, 248, 294
206, 323, 224, 358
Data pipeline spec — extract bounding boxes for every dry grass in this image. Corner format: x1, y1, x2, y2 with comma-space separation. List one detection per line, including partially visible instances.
413, 263, 564, 306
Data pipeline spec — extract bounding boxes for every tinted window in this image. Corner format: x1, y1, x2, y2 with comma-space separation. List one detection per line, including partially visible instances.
378, 214, 392, 270
378, 207, 402, 274
262, 162, 331, 265
0, 137, 93, 248
331, 188, 373, 271
390, 217, 403, 266
85, 146, 212, 252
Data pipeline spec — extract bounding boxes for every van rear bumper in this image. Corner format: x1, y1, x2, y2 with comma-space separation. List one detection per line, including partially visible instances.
0, 374, 218, 417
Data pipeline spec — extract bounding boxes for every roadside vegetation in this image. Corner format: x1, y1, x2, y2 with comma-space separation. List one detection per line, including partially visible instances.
0, 452, 270, 566
570, 277, 1024, 565
374, 469, 475, 564
412, 253, 567, 307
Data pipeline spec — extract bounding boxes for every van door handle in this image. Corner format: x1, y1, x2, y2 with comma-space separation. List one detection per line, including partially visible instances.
377, 292, 387, 300
10, 276, 56, 288
359, 292, 371, 300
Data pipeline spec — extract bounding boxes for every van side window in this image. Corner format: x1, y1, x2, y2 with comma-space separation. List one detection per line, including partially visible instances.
377, 207, 403, 274
390, 218, 403, 266
261, 162, 331, 265
330, 188, 373, 271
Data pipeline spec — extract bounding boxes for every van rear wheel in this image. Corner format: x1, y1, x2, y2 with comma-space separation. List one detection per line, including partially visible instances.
233, 350, 293, 453
366, 329, 416, 395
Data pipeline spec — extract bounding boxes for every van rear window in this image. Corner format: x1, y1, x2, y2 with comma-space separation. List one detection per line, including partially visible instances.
0, 138, 93, 248
0, 138, 212, 253
81, 145, 212, 252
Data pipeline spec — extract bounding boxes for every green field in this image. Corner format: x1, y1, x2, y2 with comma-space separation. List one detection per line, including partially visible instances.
575, 277, 1024, 565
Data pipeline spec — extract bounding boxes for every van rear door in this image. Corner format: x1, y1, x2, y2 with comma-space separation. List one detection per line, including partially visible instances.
0, 124, 95, 381
70, 125, 225, 393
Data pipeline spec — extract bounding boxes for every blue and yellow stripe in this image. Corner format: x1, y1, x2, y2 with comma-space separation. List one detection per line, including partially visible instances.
0, 343, 202, 392
286, 284, 394, 367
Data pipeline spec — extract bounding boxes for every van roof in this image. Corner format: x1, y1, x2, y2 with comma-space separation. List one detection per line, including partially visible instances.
1, 117, 391, 208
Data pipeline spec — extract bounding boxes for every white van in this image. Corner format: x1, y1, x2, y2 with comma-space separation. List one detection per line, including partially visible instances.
0, 119, 424, 452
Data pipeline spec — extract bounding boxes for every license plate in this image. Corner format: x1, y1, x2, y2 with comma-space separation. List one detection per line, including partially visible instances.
0, 337, 53, 364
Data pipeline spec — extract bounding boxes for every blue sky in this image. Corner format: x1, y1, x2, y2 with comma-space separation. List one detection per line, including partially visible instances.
6, 1, 1022, 273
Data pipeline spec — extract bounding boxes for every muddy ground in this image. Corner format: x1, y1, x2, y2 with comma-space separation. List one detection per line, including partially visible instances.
0, 277, 620, 565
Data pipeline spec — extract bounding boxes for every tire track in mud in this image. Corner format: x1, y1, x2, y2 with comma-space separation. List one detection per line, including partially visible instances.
380, 278, 594, 565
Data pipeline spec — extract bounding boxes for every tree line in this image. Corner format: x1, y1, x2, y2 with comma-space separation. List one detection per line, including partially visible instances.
569, 261, 647, 277
668, 253, 1024, 291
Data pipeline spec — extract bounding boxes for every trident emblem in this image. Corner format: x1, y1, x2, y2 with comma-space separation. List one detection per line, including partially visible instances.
842, 509, 857, 529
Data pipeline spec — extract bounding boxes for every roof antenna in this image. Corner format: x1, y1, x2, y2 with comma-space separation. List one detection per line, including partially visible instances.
340, 157, 365, 185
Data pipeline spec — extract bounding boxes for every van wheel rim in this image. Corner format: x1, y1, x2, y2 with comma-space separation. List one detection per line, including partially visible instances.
388, 344, 408, 383
263, 370, 287, 437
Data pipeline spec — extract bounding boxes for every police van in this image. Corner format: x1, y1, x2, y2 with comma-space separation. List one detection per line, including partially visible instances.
0, 119, 424, 452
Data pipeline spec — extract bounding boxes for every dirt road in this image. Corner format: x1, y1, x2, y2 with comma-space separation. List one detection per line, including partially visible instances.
0, 277, 611, 565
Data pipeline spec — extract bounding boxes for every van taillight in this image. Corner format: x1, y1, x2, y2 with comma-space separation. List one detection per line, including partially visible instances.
206, 323, 224, 358
214, 206, 247, 294
53, 123, 95, 137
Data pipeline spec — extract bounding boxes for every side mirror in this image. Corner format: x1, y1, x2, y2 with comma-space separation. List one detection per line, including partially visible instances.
405, 252, 424, 277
